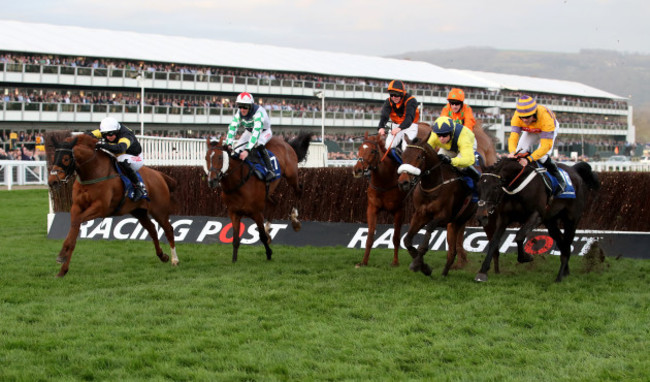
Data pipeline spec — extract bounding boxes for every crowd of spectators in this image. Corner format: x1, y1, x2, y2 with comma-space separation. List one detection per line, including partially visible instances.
1, 51, 629, 110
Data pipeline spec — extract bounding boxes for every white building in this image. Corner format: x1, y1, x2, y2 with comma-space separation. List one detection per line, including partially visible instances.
0, 20, 632, 157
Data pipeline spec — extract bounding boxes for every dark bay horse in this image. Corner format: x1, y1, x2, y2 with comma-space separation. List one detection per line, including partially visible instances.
351, 124, 431, 267
396, 136, 478, 277
204, 133, 311, 262
48, 134, 179, 277
475, 158, 600, 282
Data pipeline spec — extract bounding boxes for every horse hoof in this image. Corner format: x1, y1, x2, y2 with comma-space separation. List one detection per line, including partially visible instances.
518, 256, 534, 263
171, 259, 179, 267
422, 264, 433, 276
475, 273, 488, 282
159, 253, 170, 263
409, 262, 420, 272
355, 263, 367, 268
56, 256, 66, 264
56, 270, 67, 278
390, 262, 400, 267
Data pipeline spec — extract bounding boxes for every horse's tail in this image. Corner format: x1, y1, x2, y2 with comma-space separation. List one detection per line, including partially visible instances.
573, 161, 600, 191
288, 132, 313, 163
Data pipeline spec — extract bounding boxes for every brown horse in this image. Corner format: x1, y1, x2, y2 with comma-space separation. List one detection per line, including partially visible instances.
396, 136, 479, 277
475, 158, 600, 282
48, 134, 179, 277
351, 124, 431, 267
204, 133, 311, 262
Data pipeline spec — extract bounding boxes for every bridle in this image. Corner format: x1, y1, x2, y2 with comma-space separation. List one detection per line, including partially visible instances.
400, 143, 459, 193
355, 140, 381, 176
205, 146, 252, 193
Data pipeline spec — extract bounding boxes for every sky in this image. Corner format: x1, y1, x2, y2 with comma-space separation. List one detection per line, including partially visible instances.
2, 0, 649, 57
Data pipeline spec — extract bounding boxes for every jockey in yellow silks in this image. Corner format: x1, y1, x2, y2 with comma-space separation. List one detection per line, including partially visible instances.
427, 116, 480, 184
507, 95, 566, 193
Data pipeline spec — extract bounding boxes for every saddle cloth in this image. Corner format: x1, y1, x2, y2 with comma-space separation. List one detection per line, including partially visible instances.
248, 150, 281, 181
115, 164, 150, 201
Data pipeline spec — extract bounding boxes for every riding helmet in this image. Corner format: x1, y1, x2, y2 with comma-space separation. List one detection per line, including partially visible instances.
99, 117, 120, 135
516, 95, 538, 117
432, 116, 455, 136
236, 92, 254, 106
387, 80, 406, 96
447, 88, 465, 103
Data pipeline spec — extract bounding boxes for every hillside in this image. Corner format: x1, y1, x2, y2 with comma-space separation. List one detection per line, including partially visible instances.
392, 48, 650, 141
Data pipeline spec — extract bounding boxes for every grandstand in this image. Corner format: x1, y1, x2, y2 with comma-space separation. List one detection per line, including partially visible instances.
0, 20, 636, 161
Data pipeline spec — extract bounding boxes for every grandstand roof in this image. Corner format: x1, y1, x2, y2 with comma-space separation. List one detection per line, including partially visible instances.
453, 69, 625, 100
0, 20, 625, 100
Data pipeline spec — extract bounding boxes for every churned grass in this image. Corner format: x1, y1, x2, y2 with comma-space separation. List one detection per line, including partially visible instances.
0, 189, 648, 381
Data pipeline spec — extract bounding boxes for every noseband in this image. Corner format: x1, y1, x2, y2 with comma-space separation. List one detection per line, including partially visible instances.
356, 140, 380, 175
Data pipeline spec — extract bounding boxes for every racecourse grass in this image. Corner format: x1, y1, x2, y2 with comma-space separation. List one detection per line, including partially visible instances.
1, 189, 649, 381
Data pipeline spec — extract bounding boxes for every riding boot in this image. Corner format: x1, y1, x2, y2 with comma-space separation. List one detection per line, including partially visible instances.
258, 147, 275, 182
394, 146, 403, 161
543, 157, 566, 194
462, 165, 481, 185
119, 160, 147, 201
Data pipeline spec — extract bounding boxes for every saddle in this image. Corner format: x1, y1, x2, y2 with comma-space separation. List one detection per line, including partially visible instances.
534, 163, 576, 199
247, 150, 280, 181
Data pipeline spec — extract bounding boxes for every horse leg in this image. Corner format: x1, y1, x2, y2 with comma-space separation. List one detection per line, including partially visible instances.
149, 210, 179, 266
442, 223, 460, 277
390, 209, 405, 267
357, 205, 379, 268
515, 212, 542, 263
403, 215, 428, 273
289, 207, 301, 232
230, 213, 242, 263
413, 220, 436, 276
548, 219, 576, 282
252, 211, 273, 260
451, 222, 469, 269
475, 222, 507, 282
132, 209, 170, 263
56, 203, 103, 277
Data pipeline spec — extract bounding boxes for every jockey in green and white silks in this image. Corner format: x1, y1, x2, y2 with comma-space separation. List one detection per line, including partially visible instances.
225, 92, 275, 181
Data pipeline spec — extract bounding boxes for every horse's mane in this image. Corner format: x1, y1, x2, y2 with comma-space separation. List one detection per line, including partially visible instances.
70, 133, 98, 147
488, 156, 520, 174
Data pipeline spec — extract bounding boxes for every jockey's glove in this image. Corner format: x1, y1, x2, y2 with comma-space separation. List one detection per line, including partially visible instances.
438, 154, 452, 164
96, 143, 121, 154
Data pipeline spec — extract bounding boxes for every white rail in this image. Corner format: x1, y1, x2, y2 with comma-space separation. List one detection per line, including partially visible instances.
0, 160, 48, 190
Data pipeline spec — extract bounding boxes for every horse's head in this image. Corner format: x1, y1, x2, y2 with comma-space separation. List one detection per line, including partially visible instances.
352, 132, 382, 178
396, 136, 436, 192
48, 136, 78, 186
476, 158, 520, 226
204, 136, 229, 189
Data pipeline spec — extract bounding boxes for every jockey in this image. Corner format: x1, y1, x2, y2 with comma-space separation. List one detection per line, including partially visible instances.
225, 92, 275, 182
427, 116, 480, 184
91, 117, 147, 201
507, 95, 566, 193
377, 80, 420, 158
440, 88, 476, 131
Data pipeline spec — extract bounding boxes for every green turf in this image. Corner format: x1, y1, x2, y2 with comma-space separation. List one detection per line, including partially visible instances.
0, 189, 648, 381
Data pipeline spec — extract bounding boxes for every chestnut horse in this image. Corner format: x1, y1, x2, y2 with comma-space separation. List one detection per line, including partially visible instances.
352, 123, 497, 269
204, 133, 311, 262
475, 158, 600, 282
48, 134, 179, 277
397, 136, 480, 277
351, 124, 431, 267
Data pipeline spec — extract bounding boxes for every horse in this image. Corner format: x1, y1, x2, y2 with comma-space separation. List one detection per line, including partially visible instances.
475, 157, 600, 282
351, 123, 431, 267
48, 134, 179, 277
204, 133, 311, 262
396, 136, 479, 277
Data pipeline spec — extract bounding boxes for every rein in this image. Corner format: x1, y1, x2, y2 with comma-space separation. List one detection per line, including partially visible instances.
404, 143, 461, 194
359, 139, 398, 192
